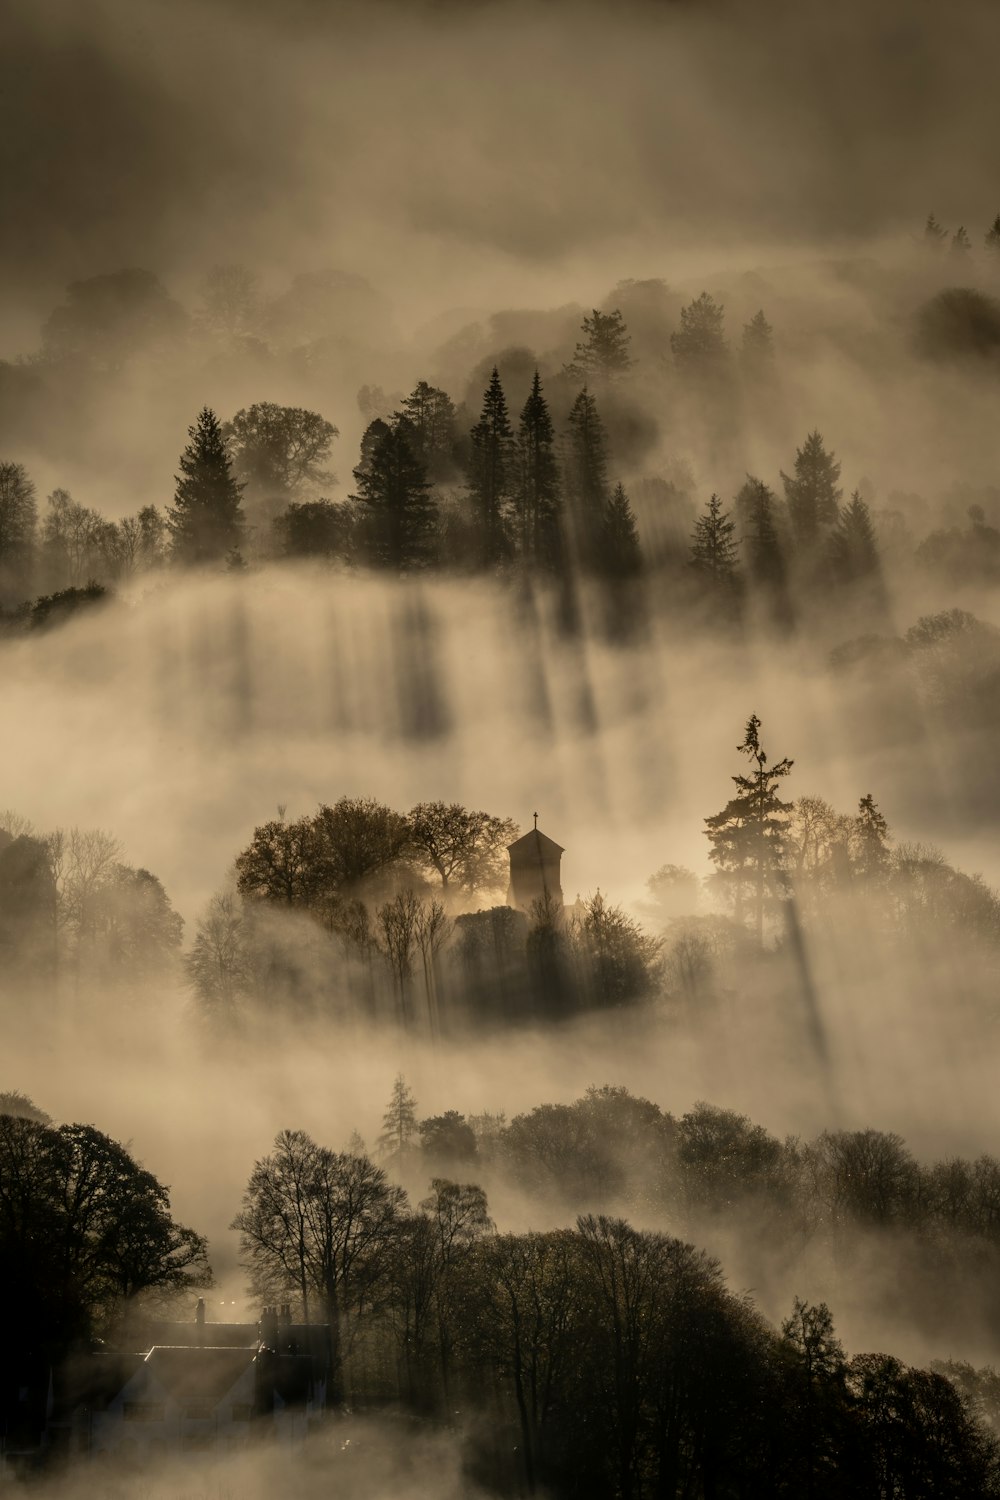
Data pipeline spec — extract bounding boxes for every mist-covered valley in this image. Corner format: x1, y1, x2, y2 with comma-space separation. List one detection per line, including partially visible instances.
4, 0, 1000, 1494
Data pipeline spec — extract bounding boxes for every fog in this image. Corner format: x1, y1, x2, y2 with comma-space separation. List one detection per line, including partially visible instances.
6, 565, 1000, 1362
24, 1420, 479, 1500
3, 0, 1000, 1490
6, 0, 1000, 294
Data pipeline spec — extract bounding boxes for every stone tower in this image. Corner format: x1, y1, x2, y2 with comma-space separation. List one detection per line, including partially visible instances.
507, 818, 564, 914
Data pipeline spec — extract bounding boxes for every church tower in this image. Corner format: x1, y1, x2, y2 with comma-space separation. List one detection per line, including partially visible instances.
507, 815, 564, 914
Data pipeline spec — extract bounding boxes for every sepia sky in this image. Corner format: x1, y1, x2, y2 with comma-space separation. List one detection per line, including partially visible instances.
3, 0, 1000, 338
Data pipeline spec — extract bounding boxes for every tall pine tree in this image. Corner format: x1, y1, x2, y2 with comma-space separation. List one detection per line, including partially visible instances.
690, 493, 740, 586
736, 477, 785, 591
924, 212, 948, 247
564, 309, 633, 382
352, 422, 436, 570
398, 381, 457, 482
566, 387, 609, 566
780, 431, 842, 551
600, 483, 642, 577
740, 310, 775, 377
705, 714, 794, 945
467, 368, 514, 567
376, 1073, 418, 1160
671, 292, 728, 376
515, 371, 562, 567
854, 794, 890, 884
167, 407, 245, 565
828, 491, 880, 586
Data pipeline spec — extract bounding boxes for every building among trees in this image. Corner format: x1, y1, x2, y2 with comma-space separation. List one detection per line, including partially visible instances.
506, 819, 565, 913
14, 1302, 331, 1472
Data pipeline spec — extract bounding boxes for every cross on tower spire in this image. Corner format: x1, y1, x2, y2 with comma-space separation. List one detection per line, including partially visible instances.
533, 811, 538, 830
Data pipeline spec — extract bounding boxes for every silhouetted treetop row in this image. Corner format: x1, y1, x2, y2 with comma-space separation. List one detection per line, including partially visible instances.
5, 259, 1000, 623
169, 710, 1000, 1036
6, 1084, 1000, 1497
924, 210, 1000, 258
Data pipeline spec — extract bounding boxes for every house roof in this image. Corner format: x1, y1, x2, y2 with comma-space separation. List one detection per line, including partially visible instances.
143, 1320, 259, 1349
140, 1319, 330, 1360
142, 1347, 256, 1402
51, 1354, 146, 1420
507, 828, 564, 859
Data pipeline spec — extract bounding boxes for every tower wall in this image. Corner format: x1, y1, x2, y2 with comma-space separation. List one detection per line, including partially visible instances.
507, 828, 564, 914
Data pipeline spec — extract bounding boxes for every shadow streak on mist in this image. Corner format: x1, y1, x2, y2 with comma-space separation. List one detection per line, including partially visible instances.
782, 894, 838, 1117
393, 588, 451, 741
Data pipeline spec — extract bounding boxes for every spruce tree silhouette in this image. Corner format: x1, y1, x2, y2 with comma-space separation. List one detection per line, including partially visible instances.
781, 431, 842, 550
691, 493, 739, 585
566, 386, 609, 566
516, 371, 561, 566
167, 407, 245, 565
352, 422, 436, 570
564, 308, 633, 381
705, 714, 794, 945
601, 483, 642, 577
467, 367, 515, 567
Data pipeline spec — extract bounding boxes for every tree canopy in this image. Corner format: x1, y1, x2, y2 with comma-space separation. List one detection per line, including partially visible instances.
0, 1112, 208, 1352
705, 714, 794, 944
224, 402, 338, 505
407, 802, 518, 895
565, 308, 633, 382
167, 407, 245, 565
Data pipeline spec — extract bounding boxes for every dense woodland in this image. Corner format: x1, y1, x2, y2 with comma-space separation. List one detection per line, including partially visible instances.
5, 216, 1000, 1493
3, 212, 1000, 640
4, 1080, 1000, 1497
7, 698, 1000, 1491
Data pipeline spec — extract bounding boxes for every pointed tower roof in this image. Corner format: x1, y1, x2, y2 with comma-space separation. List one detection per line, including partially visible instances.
507, 827, 565, 859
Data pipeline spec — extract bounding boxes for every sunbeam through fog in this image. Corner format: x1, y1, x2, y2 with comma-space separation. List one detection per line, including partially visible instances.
4, 0, 1000, 1494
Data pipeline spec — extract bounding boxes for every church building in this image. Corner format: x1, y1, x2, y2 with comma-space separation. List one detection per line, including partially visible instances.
506, 817, 564, 914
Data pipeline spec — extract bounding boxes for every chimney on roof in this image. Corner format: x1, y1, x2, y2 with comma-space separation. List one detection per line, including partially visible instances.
260, 1306, 279, 1347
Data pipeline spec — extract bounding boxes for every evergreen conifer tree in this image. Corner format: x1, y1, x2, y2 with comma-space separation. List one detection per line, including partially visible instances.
671, 293, 729, 375
515, 372, 562, 566
376, 1073, 418, 1160
564, 309, 633, 382
355, 417, 392, 479
985, 214, 1000, 256
780, 431, 842, 550
740, 310, 775, 375
352, 422, 436, 569
854, 794, 890, 884
467, 368, 515, 567
828, 491, 880, 585
566, 387, 609, 564
167, 407, 245, 565
924, 212, 948, 246
951, 226, 972, 256
736, 477, 785, 591
599, 483, 642, 577
705, 714, 794, 945
690, 493, 740, 585
398, 381, 457, 481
